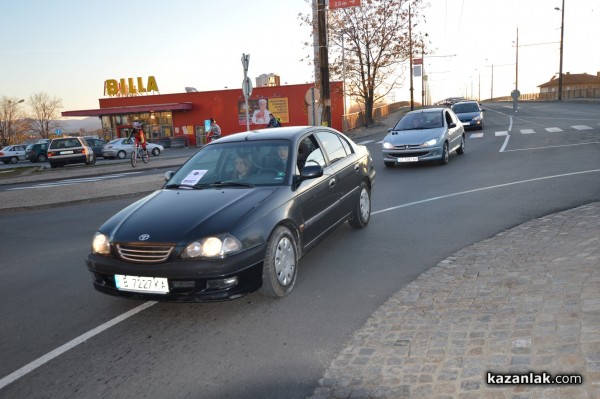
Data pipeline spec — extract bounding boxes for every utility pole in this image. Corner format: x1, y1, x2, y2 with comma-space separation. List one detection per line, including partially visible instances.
409, 4, 414, 111
557, 0, 565, 100
317, 0, 331, 127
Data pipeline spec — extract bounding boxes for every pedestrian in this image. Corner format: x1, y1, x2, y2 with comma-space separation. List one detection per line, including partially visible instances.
267, 114, 281, 128
207, 118, 221, 142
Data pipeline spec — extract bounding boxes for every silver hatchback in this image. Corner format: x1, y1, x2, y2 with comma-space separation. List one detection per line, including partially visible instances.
382, 108, 465, 167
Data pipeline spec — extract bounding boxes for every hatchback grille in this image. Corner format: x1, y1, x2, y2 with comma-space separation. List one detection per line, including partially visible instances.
117, 244, 174, 263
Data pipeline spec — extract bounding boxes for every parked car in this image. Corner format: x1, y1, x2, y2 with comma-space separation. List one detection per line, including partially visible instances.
382, 107, 466, 167
102, 138, 164, 159
451, 100, 485, 130
0, 144, 28, 164
84, 137, 107, 159
86, 126, 376, 302
25, 142, 49, 163
47, 137, 96, 168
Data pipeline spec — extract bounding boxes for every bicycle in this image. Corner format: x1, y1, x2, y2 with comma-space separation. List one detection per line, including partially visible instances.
131, 143, 149, 167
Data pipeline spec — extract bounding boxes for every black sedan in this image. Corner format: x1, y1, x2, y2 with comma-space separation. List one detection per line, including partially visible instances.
86, 126, 376, 302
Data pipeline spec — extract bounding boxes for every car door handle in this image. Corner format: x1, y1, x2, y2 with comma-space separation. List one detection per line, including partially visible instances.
354, 164, 360, 172
329, 178, 336, 188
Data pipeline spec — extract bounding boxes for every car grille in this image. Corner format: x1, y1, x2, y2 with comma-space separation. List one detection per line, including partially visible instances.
117, 244, 174, 263
388, 150, 430, 158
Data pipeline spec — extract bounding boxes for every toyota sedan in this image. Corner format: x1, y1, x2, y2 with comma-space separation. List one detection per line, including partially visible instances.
86, 126, 376, 302
382, 107, 465, 167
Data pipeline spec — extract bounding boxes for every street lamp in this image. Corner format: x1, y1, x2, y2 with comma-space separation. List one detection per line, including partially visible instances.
555, 0, 565, 101
421, 33, 428, 107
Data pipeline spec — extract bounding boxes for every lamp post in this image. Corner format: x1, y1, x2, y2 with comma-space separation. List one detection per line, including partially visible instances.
555, 0, 565, 101
421, 33, 428, 107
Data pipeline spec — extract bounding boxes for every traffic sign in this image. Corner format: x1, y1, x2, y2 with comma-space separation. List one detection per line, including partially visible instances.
55, 129, 62, 135
242, 77, 253, 97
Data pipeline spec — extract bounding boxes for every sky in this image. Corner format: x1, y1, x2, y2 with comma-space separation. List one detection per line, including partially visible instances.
1, 0, 597, 114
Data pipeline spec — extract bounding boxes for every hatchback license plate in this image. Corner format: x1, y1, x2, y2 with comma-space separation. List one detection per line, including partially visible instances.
115, 275, 169, 294
59, 150, 74, 155
398, 157, 418, 162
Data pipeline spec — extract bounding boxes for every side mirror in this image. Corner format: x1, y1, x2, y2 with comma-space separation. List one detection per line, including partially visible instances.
448, 122, 457, 129
300, 164, 323, 180
387, 128, 393, 133
164, 171, 175, 182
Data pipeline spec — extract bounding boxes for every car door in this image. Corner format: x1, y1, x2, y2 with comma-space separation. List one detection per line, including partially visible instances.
294, 134, 340, 248
445, 109, 462, 151
314, 130, 360, 221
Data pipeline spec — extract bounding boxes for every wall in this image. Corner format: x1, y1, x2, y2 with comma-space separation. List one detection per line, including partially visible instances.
98, 82, 344, 145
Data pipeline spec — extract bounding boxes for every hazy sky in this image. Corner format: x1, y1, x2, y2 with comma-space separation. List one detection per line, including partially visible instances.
1, 0, 597, 113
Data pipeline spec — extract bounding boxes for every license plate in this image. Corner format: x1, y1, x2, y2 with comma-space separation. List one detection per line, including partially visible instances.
398, 157, 418, 162
115, 274, 169, 294
59, 150, 74, 155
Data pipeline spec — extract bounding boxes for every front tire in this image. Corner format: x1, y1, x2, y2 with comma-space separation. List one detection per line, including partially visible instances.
259, 226, 298, 298
152, 147, 160, 156
348, 182, 371, 228
438, 142, 449, 165
37, 154, 47, 162
117, 150, 127, 159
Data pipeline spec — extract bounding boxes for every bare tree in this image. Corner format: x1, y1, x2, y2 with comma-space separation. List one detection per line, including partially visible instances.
301, 0, 427, 126
0, 97, 26, 146
28, 92, 63, 140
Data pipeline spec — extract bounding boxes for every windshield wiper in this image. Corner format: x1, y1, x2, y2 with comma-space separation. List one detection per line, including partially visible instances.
196, 181, 255, 188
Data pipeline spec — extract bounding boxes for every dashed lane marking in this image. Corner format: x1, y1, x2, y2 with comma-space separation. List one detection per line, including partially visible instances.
572, 125, 593, 130
546, 127, 563, 132
357, 140, 374, 145
470, 133, 483, 138
521, 129, 535, 134
495, 131, 509, 136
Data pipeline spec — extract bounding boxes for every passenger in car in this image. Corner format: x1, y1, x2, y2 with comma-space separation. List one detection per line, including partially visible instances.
232, 155, 253, 180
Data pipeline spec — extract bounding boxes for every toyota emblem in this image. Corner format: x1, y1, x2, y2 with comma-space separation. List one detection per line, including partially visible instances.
138, 234, 150, 241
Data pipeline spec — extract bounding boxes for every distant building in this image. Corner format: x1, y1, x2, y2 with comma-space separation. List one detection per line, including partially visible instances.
256, 73, 280, 87
538, 71, 600, 100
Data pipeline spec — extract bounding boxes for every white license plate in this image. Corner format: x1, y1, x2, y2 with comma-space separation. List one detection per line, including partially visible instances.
59, 150, 74, 155
115, 274, 169, 294
398, 157, 418, 162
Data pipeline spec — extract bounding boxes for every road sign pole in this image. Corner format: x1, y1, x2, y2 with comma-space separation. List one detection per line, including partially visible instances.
241, 54, 251, 131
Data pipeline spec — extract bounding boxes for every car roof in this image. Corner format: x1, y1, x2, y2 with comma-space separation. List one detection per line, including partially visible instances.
212, 126, 340, 144
406, 108, 446, 115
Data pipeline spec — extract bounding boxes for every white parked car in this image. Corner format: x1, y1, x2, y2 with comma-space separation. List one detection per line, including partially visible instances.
0, 144, 28, 164
102, 138, 164, 159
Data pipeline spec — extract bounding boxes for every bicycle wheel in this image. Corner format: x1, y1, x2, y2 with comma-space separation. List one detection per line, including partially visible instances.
130, 148, 137, 167
141, 148, 150, 163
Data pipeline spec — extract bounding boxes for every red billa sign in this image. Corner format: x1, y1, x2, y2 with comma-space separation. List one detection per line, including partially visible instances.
330, 0, 361, 10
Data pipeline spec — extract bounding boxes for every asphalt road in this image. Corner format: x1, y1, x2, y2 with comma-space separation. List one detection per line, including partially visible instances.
0, 102, 599, 399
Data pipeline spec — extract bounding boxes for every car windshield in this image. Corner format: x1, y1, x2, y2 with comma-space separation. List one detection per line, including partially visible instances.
452, 103, 480, 113
393, 112, 443, 130
166, 140, 291, 188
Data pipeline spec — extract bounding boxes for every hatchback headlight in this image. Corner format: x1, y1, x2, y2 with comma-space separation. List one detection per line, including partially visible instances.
382, 141, 394, 149
182, 234, 242, 258
92, 232, 111, 255
421, 138, 437, 147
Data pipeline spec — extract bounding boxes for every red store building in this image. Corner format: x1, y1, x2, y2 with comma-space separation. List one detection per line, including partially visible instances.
62, 79, 344, 147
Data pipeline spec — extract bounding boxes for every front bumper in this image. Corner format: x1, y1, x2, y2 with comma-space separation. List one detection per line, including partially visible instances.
86, 243, 266, 302
382, 145, 444, 163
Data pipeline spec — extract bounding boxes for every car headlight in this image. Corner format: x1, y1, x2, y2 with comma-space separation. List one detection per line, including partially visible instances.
92, 232, 111, 255
421, 138, 437, 147
382, 141, 394, 149
182, 234, 242, 258
472, 116, 482, 121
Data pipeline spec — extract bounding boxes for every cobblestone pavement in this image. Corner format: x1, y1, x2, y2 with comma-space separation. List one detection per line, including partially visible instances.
309, 203, 600, 399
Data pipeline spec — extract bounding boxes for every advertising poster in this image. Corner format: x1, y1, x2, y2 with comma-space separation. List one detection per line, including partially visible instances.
238, 98, 289, 125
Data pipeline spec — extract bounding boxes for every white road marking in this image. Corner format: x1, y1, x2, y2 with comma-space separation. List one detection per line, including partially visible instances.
372, 169, 600, 216
495, 131, 508, 136
572, 125, 593, 130
521, 129, 535, 134
502, 141, 599, 152
546, 127, 563, 132
0, 301, 157, 390
470, 133, 483, 138
357, 140, 374, 145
